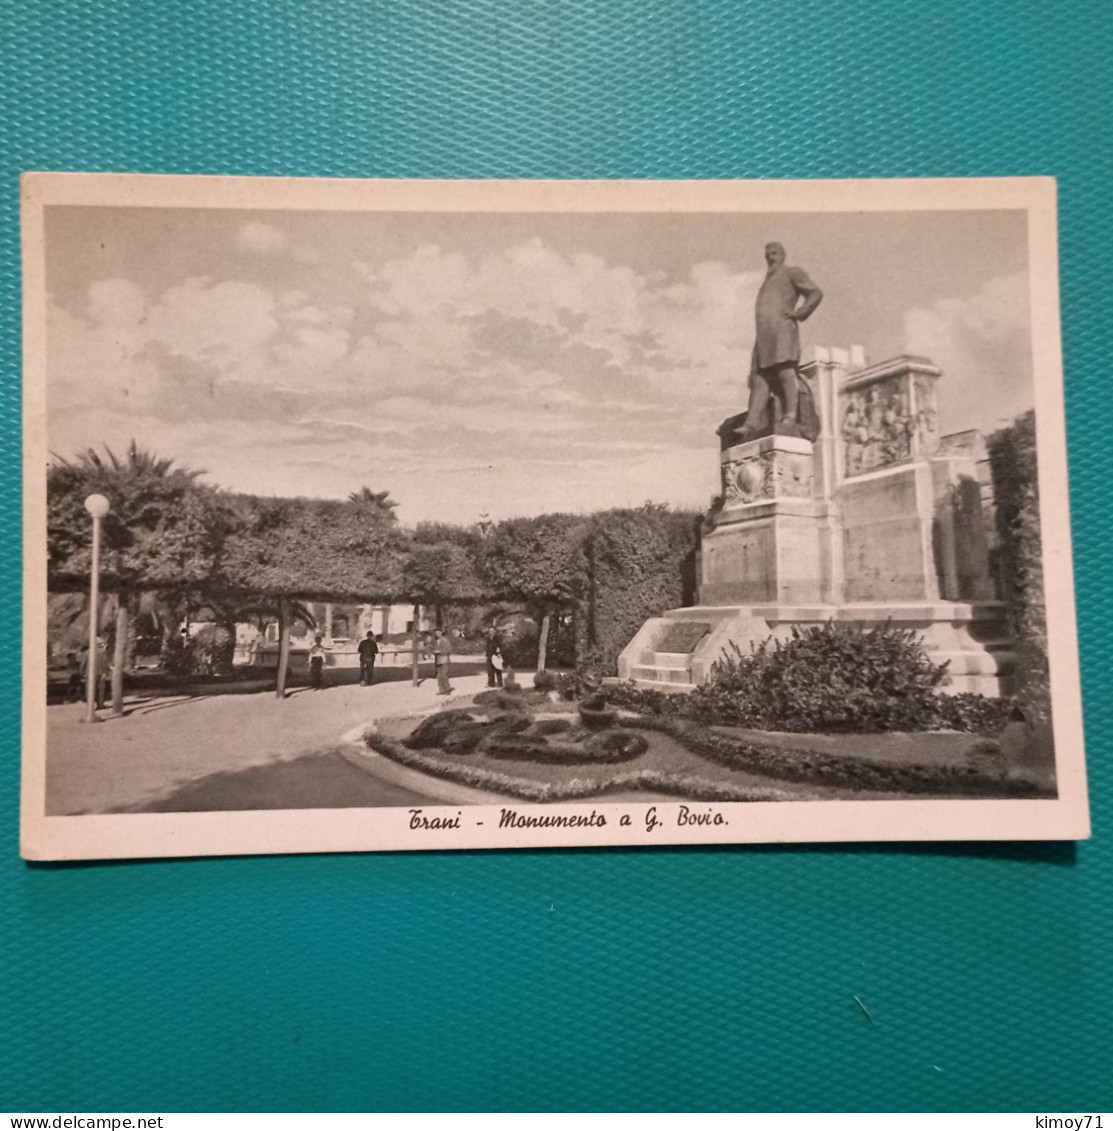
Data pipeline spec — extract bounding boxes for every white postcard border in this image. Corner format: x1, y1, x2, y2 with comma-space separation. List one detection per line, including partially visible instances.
20, 173, 1090, 860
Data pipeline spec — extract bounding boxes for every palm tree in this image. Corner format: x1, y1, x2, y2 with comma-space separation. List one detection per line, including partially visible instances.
348, 486, 399, 521
49, 441, 210, 714
61, 440, 196, 480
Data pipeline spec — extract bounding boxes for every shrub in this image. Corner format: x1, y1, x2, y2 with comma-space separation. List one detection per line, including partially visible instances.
602, 682, 688, 717
500, 620, 540, 671
473, 689, 526, 710
935, 693, 1014, 736
579, 704, 619, 730
406, 709, 480, 750
688, 622, 952, 733
191, 623, 234, 675
159, 625, 235, 677
585, 731, 648, 759
406, 708, 532, 755
533, 669, 559, 692
160, 633, 193, 677
555, 671, 582, 700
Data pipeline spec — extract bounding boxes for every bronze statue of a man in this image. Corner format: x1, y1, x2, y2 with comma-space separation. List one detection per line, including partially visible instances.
738, 241, 823, 441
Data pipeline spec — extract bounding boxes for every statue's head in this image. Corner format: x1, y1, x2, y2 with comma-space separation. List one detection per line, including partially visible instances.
764, 241, 786, 269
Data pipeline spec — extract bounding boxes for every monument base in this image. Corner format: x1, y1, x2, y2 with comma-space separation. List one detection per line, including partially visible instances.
702, 433, 825, 603
619, 349, 1015, 702
616, 601, 1014, 697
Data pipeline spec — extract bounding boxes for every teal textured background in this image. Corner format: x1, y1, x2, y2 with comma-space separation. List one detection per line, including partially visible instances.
2, 0, 1111, 1113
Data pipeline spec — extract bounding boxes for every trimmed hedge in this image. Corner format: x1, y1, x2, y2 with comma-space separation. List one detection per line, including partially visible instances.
618, 716, 1050, 798
401, 706, 644, 765
479, 504, 699, 674
405, 708, 531, 754
573, 505, 700, 673
367, 711, 1048, 801
482, 730, 646, 765
364, 731, 798, 803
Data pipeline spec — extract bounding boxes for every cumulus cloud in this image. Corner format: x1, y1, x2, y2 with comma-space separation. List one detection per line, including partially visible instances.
48, 235, 771, 517
903, 271, 1033, 434
351, 238, 760, 414
905, 271, 1029, 357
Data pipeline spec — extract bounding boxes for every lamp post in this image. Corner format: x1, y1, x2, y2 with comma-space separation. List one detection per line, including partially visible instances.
82, 493, 110, 724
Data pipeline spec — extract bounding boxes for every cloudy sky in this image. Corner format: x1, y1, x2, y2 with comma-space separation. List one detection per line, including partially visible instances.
44, 205, 1033, 524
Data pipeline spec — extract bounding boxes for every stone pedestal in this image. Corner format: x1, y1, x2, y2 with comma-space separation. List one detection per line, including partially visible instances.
618, 345, 1013, 698
700, 434, 823, 605
839, 462, 940, 601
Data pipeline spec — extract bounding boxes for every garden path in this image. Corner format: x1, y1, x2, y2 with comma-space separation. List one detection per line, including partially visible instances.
45, 663, 490, 815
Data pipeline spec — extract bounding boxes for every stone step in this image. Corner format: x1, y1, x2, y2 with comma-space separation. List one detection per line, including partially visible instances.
629, 665, 695, 686
639, 651, 694, 666
627, 677, 696, 694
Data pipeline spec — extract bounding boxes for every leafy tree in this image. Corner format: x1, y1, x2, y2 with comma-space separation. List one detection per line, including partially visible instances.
988, 410, 1048, 718
397, 523, 488, 684
47, 441, 218, 592
218, 495, 405, 696
403, 524, 488, 616
481, 513, 589, 672
47, 441, 222, 713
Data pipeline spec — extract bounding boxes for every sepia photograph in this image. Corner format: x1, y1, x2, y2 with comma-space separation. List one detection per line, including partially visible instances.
20, 174, 1089, 859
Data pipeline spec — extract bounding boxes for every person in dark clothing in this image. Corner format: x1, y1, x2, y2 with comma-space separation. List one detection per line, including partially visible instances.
65, 650, 82, 702
484, 625, 500, 687
357, 630, 379, 685
489, 644, 505, 688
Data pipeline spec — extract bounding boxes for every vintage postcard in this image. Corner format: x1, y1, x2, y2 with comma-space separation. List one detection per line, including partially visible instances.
20, 174, 1089, 860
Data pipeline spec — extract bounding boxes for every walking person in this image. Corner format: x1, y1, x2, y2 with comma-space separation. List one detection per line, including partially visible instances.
432, 629, 453, 696
357, 630, 379, 686
307, 634, 328, 691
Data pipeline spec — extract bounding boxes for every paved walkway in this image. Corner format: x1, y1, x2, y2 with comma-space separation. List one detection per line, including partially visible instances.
46, 663, 491, 815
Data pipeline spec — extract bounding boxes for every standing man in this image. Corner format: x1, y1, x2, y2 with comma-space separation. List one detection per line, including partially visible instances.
739, 241, 823, 441
357, 630, 379, 686
432, 629, 453, 696
307, 634, 328, 691
65, 649, 82, 702
484, 624, 500, 688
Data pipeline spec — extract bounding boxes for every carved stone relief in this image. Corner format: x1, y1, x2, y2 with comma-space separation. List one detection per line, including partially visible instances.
722, 449, 814, 504
841, 372, 939, 477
